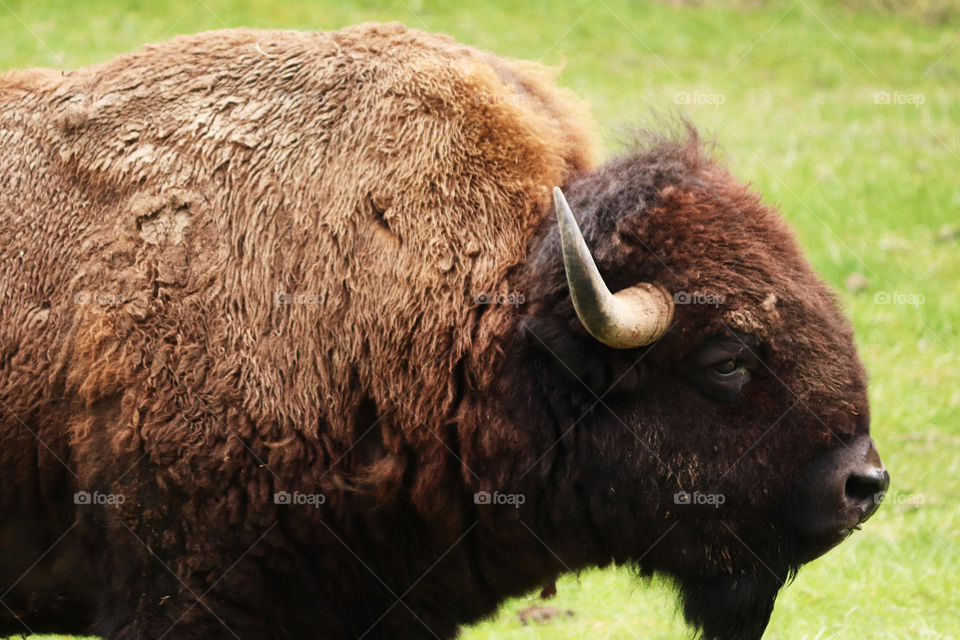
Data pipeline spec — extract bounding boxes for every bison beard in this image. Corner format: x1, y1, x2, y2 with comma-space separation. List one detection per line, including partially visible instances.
666, 528, 801, 640
680, 569, 785, 640
0, 22, 880, 640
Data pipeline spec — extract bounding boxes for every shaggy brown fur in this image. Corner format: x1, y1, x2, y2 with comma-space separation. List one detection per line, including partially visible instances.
0, 24, 874, 640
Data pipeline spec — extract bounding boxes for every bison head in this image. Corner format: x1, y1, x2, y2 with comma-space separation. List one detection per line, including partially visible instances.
462, 129, 888, 640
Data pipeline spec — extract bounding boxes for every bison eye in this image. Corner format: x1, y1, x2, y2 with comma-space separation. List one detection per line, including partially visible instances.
684, 336, 763, 403
713, 359, 738, 375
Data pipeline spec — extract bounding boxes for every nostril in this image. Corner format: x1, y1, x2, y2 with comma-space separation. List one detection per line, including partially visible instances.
844, 469, 890, 517
846, 474, 878, 503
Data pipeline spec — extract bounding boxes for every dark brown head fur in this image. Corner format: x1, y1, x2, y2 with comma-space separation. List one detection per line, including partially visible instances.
460, 128, 875, 639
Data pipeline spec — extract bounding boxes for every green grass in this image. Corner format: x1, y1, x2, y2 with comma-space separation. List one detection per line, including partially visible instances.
2, 0, 958, 638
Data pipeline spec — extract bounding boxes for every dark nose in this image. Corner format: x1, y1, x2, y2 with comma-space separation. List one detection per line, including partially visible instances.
844, 460, 890, 522
795, 435, 890, 542
831, 435, 889, 524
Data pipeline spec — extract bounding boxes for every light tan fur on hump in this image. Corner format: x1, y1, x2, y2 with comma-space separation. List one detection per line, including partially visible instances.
0, 23, 595, 513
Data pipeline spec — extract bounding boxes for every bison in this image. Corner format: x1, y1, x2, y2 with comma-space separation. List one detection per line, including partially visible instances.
0, 22, 888, 640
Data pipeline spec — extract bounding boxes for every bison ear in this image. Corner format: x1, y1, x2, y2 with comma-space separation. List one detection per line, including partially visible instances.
521, 315, 643, 397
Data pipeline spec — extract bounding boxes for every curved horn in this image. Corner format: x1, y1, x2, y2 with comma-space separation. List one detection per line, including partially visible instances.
553, 187, 674, 348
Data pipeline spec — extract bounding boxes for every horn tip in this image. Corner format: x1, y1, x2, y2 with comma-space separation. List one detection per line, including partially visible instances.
552, 186, 566, 207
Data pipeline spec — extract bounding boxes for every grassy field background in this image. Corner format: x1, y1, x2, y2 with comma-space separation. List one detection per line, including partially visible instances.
1, 0, 957, 638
